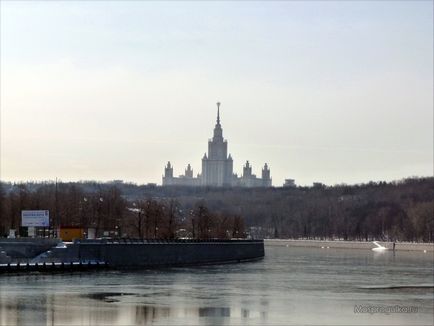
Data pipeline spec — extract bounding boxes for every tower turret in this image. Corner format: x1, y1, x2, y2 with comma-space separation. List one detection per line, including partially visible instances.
162, 161, 175, 186
185, 164, 193, 178
164, 161, 173, 178
262, 163, 270, 180
243, 160, 252, 178
261, 163, 272, 186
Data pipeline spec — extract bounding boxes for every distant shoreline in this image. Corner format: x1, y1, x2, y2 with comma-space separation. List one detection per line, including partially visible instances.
265, 239, 434, 252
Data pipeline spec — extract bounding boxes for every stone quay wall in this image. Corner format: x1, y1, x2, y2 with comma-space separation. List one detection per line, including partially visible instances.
32, 239, 265, 267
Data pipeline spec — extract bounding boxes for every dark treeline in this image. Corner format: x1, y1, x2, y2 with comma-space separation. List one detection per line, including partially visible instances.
0, 182, 245, 239
0, 177, 433, 242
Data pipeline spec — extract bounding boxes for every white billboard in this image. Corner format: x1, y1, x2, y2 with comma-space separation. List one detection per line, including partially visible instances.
21, 210, 50, 227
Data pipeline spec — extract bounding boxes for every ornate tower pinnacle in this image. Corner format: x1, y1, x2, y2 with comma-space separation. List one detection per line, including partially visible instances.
213, 101, 223, 140
216, 102, 221, 125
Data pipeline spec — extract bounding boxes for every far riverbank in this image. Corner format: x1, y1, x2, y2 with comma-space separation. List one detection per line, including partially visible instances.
265, 239, 434, 252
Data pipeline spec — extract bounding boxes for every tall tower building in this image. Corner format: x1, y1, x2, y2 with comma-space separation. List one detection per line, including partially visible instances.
162, 102, 272, 188
201, 102, 234, 186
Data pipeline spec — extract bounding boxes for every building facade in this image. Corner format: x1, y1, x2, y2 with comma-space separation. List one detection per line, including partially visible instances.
162, 103, 272, 188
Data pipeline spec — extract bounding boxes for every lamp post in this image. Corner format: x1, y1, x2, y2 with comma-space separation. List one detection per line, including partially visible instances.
133, 202, 143, 238
96, 197, 103, 238
80, 197, 88, 236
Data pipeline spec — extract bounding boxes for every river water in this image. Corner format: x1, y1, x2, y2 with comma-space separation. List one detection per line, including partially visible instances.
0, 246, 432, 325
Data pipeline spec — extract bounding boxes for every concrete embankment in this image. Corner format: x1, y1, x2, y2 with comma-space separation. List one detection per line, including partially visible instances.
40, 239, 265, 267
0, 239, 265, 272
0, 238, 60, 261
265, 239, 434, 252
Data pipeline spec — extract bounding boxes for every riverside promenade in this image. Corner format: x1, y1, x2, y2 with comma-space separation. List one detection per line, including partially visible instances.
265, 239, 434, 252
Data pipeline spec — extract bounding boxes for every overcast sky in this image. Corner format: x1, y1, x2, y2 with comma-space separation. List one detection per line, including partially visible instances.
1, 1, 432, 186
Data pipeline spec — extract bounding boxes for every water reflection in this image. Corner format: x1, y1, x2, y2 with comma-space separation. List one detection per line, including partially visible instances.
0, 247, 432, 325
198, 307, 230, 317
0, 290, 268, 325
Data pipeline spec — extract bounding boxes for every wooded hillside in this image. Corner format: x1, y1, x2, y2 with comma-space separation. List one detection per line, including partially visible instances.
1, 177, 432, 241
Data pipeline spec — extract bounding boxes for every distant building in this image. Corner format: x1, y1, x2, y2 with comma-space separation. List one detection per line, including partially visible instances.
163, 162, 201, 186
163, 102, 272, 188
283, 179, 296, 187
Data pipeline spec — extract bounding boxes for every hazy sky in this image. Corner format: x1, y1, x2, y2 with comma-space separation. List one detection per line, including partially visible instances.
1, 1, 432, 186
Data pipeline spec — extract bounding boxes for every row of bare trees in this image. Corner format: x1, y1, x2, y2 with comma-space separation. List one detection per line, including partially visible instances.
0, 182, 126, 237
0, 182, 245, 239
126, 199, 244, 239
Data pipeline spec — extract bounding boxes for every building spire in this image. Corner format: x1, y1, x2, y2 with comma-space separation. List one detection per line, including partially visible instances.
216, 102, 221, 125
